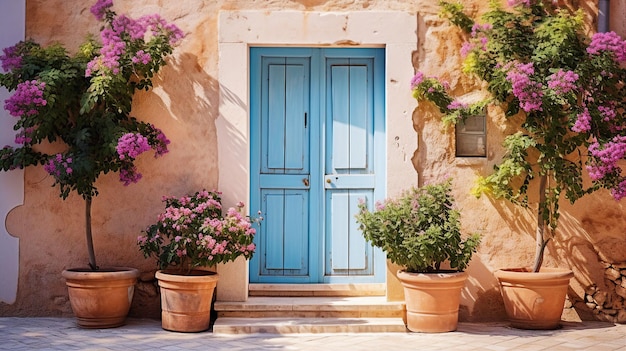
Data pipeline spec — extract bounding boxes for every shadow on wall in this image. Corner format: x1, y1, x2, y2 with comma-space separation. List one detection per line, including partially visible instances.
288, 0, 328, 9
128, 52, 221, 319
213, 58, 249, 206
153, 52, 221, 190
556, 196, 626, 323
460, 254, 507, 322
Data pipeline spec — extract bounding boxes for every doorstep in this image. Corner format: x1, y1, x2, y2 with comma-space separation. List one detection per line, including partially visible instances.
213, 295, 407, 334
212, 317, 407, 334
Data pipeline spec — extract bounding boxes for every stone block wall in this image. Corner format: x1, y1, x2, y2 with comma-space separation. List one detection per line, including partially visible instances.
580, 262, 626, 323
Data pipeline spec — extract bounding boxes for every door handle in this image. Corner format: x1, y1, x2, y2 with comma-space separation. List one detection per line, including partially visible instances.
303, 178, 309, 187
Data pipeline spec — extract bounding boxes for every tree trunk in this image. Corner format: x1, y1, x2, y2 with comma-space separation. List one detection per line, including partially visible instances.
85, 197, 98, 270
532, 174, 548, 273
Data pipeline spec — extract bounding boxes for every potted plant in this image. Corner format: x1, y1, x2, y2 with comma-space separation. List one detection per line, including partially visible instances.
412, 0, 626, 329
0, 0, 182, 328
138, 189, 262, 332
355, 179, 480, 332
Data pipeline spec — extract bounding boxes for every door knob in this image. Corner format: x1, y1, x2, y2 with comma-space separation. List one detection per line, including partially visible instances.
303, 178, 309, 187
326, 178, 331, 184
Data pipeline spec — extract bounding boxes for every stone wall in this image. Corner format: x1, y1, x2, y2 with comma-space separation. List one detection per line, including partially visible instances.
1, 0, 625, 323
580, 262, 626, 323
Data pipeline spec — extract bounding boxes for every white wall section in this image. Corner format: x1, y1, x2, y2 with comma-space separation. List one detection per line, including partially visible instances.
0, 0, 26, 304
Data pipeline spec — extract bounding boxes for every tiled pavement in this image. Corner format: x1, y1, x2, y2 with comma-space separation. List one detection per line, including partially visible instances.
0, 317, 625, 351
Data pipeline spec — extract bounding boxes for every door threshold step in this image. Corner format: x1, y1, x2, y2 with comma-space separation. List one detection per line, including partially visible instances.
215, 296, 405, 318
249, 283, 386, 297
212, 317, 408, 334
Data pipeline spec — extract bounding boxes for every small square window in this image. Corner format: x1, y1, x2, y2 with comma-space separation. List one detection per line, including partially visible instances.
455, 113, 486, 157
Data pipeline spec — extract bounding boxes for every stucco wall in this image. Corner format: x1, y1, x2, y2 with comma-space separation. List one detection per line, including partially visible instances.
1, 0, 625, 323
412, 0, 626, 323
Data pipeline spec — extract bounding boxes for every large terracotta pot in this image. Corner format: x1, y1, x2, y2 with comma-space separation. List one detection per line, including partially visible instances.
495, 267, 574, 330
155, 269, 219, 332
62, 267, 139, 328
397, 270, 468, 333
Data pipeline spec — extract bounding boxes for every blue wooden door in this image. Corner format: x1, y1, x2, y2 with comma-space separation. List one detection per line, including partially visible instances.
250, 48, 385, 283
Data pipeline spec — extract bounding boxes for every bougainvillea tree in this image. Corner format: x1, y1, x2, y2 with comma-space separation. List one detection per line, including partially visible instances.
0, 0, 183, 270
412, 0, 626, 272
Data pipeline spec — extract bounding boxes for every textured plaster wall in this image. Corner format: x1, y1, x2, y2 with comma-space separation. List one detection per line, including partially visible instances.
412, 0, 626, 323
1, 0, 624, 323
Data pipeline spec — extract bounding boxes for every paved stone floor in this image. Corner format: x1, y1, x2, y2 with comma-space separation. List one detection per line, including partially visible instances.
0, 317, 624, 351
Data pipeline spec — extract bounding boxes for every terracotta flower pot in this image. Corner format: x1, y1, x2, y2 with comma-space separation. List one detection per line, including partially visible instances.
62, 267, 139, 328
495, 267, 574, 330
397, 270, 468, 333
155, 269, 219, 332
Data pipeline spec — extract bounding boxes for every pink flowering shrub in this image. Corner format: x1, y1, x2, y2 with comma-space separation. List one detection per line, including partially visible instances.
415, 1, 626, 272
0, 0, 181, 269
138, 190, 262, 272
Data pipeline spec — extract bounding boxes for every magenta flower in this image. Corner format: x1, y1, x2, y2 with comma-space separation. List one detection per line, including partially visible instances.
113, 14, 146, 40
116, 133, 151, 160
140, 14, 185, 46
153, 128, 170, 157
137, 235, 148, 245
507, 0, 532, 7
119, 165, 142, 186
410, 72, 425, 90
547, 69, 579, 95
587, 31, 626, 63
471, 23, 492, 36
14, 126, 37, 145
90, 0, 113, 20
0, 44, 23, 72
505, 62, 543, 112
598, 105, 616, 122
43, 153, 73, 180
611, 180, 626, 201
460, 42, 474, 58
86, 28, 126, 76
571, 107, 591, 133
587, 136, 626, 182
447, 100, 469, 110
4, 80, 47, 117
132, 50, 152, 65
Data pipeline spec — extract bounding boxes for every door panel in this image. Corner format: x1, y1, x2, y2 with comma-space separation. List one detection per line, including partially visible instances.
326, 190, 371, 272
263, 57, 309, 174
250, 48, 385, 284
252, 51, 314, 282
262, 190, 308, 275
329, 65, 369, 170
324, 57, 379, 281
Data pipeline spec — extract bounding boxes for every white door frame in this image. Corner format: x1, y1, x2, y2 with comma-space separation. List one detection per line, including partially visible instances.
216, 10, 417, 301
